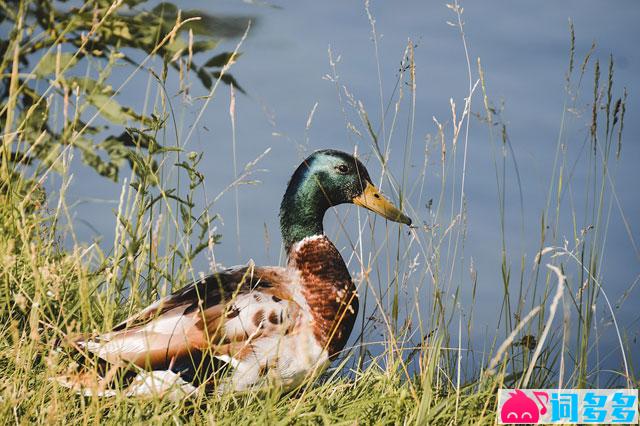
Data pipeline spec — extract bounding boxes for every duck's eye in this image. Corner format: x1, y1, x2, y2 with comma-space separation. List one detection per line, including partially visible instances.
336, 164, 349, 174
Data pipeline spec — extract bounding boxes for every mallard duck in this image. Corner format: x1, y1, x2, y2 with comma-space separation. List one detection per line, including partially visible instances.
58, 149, 411, 395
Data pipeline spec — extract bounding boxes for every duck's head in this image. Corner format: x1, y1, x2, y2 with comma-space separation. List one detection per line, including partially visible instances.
280, 149, 412, 252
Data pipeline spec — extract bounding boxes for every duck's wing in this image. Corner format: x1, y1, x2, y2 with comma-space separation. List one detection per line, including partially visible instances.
77, 265, 300, 370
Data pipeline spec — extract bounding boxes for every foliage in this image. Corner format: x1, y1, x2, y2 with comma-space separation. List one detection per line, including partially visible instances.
0, 0, 245, 181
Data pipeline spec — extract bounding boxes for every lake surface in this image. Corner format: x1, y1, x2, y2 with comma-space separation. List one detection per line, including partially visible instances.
60, 0, 640, 382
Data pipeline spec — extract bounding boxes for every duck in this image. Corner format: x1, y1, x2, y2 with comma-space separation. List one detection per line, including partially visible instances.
57, 149, 412, 396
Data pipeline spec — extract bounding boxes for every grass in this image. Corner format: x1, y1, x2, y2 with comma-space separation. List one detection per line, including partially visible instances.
0, 0, 637, 424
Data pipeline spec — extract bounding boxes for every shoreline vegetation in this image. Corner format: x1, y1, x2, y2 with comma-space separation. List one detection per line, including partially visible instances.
0, 0, 635, 423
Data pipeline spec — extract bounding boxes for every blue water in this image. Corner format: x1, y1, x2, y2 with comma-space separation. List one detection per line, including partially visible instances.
56, 0, 640, 383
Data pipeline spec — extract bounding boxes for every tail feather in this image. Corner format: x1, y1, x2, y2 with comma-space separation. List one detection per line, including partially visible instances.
52, 371, 116, 397
52, 370, 197, 400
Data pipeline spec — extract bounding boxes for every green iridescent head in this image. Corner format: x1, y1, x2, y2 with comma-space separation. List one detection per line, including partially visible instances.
279, 149, 411, 253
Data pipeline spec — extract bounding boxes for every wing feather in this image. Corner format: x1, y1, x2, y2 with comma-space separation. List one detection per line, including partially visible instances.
78, 265, 300, 371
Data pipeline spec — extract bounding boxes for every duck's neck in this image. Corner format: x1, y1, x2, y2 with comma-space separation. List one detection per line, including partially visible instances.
279, 169, 330, 255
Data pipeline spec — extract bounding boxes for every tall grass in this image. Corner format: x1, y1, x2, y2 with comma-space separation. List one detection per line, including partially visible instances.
0, 0, 636, 424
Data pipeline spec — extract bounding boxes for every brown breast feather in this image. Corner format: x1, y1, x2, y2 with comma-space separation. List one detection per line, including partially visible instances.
288, 236, 359, 358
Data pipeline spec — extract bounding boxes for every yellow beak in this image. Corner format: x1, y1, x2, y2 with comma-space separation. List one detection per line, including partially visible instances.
353, 182, 412, 226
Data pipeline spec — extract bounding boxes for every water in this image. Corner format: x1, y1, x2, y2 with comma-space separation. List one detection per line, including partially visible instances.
59, 0, 640, 381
